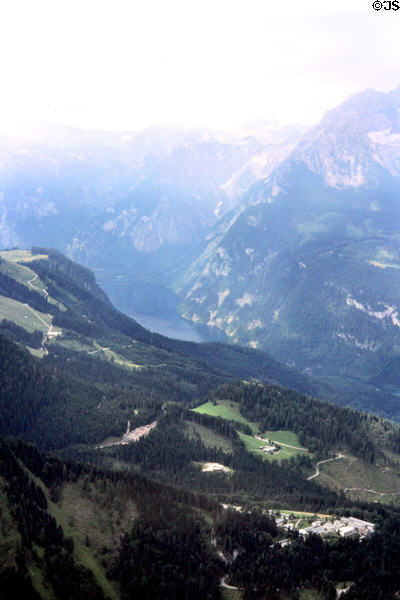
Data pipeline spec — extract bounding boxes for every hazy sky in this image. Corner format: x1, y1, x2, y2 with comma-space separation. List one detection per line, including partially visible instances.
1, 0, 399, 134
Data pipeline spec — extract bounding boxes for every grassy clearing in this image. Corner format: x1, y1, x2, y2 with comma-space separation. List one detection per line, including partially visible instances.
58, 337, 96, 354
0, 257, 37, 286
243, 440, 306, 461
184, 420, 234, 453
194, 401, 310, 461
28, 563, 55, 600
87, 342, 144, 370
262, 430, 306, 448
0, 294, 51, 333
278, 509, 332, 519
0, 249, 48, 263
0, 258, 65, 309
47, 482, 129, 600
58, 481, 139, 555
319, 455, 400, 502
21, 469, 125, 600
27, 347, 47, 358
193, 400, 258, 433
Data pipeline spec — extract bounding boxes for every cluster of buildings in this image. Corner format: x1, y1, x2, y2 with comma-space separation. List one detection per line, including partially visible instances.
298, 516, 375, 539
258, 440, 280, 455
274, 514, 375, 539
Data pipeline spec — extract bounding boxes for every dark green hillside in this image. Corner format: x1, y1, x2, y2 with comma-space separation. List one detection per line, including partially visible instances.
0, 248, 320, 398
3, 433, 400, 600
174, 159, 400, 419
104, 409, 338, 511
215, 506, 400, 600
0, 436, 223, 600
0, 248, 319, 454
30, 248, 314, 391
0, 332, 154, 449
5, 246, 398, 422
206, 382, 392, 462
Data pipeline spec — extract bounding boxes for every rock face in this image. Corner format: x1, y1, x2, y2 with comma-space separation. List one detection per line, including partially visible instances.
175, 86, 400, 384
0, 123, 302, 270
4, 87, 400, 388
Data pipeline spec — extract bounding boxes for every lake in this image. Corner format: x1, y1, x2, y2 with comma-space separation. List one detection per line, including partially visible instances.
97, 278, 227, 343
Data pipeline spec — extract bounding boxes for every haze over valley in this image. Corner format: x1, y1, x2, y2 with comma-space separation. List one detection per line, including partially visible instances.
3, 2, 400, 598
3, 87, 400, 417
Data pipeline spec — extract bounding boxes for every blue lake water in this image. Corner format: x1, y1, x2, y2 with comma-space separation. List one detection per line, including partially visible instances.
98, 279, 227, 343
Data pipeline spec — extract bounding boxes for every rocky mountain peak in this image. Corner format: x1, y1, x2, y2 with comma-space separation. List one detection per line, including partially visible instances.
290, 85, 400, 188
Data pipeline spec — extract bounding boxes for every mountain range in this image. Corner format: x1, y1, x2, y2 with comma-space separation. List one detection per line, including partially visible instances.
175, 86, 400, 394
2, 87, 400, 418
1, 247, 400, 598
4, 86, 400, 598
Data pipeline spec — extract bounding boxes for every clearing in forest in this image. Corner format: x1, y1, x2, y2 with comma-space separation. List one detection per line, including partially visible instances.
193, 400, 309, 461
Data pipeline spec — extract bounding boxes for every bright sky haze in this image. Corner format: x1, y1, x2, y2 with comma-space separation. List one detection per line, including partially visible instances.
1, 0, 399, 134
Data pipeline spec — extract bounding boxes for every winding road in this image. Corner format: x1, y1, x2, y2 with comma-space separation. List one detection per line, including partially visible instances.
307, 453, 346, 481
344, 487, 400, 496
220, 576, 239, 590
23, 303, 59, 354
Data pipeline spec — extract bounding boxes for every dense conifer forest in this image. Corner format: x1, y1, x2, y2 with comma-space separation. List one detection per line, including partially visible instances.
2, 249, 400, 598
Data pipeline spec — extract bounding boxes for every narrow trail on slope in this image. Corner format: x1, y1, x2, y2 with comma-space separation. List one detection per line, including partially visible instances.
27, 273, 38, 289
27, 273, 49, 297
344, 487, 400, 496
307, 453, 346, 481
23, 303, 54, 355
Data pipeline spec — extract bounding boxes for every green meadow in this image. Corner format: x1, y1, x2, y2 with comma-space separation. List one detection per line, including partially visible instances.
193, 400, 309, 461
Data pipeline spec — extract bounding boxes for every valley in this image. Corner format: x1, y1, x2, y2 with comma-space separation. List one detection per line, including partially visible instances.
1, 249, 400, 598
97, 274, 228, 343
3, 98, 400, 420
3, 86, 400, 598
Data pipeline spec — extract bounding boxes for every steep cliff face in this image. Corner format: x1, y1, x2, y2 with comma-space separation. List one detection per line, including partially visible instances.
0, 123, 302, 268
175, 87, 400, 384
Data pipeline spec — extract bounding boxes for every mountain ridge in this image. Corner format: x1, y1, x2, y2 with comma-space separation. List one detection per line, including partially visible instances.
173, 85, 400, 410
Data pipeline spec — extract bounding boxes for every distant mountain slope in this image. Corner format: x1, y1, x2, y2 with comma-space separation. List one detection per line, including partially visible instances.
175, 86, 400, 414
0, 248, 329, 450
2, 246, 399, 423
0, 123, 302, 272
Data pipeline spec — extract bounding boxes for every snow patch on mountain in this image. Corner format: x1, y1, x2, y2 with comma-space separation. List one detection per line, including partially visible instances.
336, 332, 374, 351
207, 310, 223, 328
185, 281, 202, 300
368, 129, 400, 146
35, 201, 58, 218
248, 341, 259, 349
248, 319, 263, 330
271, 181, 281, 197
369, 201, 381, 212
272, 308, 281, 322
218, 289, 230, 307
103, 220, 117, 231
247, 215, 261, 227
346, 295, 400, 327
235, 293, 254, 307
324, 160, 365, 188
